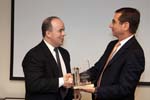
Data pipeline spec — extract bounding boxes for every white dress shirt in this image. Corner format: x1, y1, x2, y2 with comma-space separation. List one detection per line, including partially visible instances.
44, 39, 67, 87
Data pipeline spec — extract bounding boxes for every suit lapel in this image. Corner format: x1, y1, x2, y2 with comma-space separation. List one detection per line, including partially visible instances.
58, 47, 71, 73
40, 41, 60, 76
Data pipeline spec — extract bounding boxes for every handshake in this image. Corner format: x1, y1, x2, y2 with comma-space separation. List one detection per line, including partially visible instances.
63, 67, 93, 89
63, 73, 74, 88
63, 73, 95, 100
63, 67, 80, 88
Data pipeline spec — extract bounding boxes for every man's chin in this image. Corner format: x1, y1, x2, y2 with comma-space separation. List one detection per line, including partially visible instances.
59, 42, 63, 46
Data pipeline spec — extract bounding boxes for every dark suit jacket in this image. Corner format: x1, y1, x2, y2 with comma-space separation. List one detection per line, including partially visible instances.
87, 36, 145, 100
22, 40, 73, 100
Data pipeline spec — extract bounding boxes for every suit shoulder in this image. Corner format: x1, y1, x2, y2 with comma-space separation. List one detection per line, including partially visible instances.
23, 41, 45, 59
22, 41, 46, 65
106, 40, 118, 48
27, 42, 42, 53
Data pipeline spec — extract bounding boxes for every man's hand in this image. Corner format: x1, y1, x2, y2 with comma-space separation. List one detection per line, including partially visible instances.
63, 73, 73, 88
79, 85, 95, 93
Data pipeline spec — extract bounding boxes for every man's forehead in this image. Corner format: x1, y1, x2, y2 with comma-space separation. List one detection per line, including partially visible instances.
52, 19, 64, 27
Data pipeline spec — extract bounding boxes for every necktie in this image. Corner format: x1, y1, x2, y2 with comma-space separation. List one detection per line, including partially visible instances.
97, 42, 121, 86
54, 48, 63, 77
54, 48, 68, 99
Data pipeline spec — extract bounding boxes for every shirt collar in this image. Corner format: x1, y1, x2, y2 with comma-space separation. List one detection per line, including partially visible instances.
43, 39, 55, 52
119, 35, 134, 46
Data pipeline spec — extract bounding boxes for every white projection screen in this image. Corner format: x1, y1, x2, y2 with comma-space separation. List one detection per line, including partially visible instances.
10, 0, 150, 85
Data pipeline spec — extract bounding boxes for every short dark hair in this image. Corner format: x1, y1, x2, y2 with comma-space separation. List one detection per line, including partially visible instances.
115, 7, 140, 34
41, 16, 60, 37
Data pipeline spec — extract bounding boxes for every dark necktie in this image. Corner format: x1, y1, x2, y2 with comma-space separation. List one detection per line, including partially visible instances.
54, 48, 63, 77
54, 48, 68, 99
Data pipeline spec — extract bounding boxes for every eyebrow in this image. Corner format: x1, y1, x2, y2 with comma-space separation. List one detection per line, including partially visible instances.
59, 28, 65, 32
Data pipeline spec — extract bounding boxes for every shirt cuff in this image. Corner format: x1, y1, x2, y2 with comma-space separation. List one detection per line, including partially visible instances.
59, 77, 64, 87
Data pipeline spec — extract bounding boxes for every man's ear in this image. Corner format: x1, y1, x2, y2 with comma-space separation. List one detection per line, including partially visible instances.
122, 22, 129, 31
45, 30, 51, 37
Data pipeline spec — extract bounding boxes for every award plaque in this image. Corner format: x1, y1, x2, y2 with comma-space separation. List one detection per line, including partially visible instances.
73, 67, 80, 86
73, 67, 94, 89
